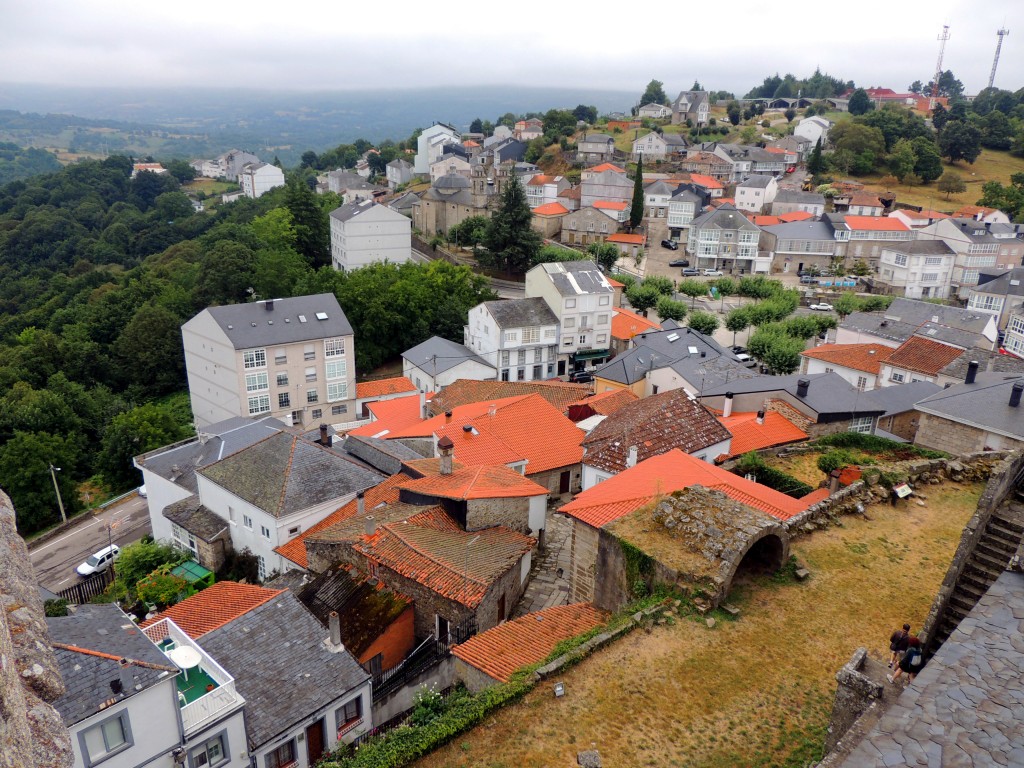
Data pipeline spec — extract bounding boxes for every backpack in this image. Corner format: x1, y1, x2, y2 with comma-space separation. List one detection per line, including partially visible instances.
906, 648, 923, 668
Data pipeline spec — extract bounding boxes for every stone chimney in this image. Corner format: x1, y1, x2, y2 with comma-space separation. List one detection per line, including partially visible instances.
723, 392, 734, 418
1011, 381, 1024, 408
116, 658, 133, 696
626, 445, 639, 468
319, 423, 331, 447
420, 390, 427, 419
796, 378, 810, 398
356, 491, 365, 517
329, 611, 343, 646
966, 360, 979, 385
364, 515, 375, 536
445, 411, 453, 424
437, 435, 455, 475
756, 409, 765, 425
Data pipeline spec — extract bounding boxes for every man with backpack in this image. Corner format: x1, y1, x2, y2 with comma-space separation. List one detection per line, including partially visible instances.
888, 623, 910, 668
888, 636, 924, 686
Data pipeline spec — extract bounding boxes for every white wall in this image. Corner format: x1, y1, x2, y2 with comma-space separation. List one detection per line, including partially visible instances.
182, 313, 241, 428
139, 468, 194, 546
527, 495, 547, 537
183, 709, 249, 768
803, 358, 878, 391
403, 359, 496, 393
330, 206, 411, 271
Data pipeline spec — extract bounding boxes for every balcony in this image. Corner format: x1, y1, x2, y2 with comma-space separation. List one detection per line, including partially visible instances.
142, 618, 244, 734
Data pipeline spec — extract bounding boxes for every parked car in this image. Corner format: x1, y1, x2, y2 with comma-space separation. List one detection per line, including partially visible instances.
809, 303, 834, 311
703, 269, 724, 277
799, 274, 818, 284
669, 258, 690, 267
681, 268, 700, 276
138, 484, 147, 498
661, 239, 678, 250
76, 544, 120, 577
569, 370, 594, 383
731, 345, 747, 354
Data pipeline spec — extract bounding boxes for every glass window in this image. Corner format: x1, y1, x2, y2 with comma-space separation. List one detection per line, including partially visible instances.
265, 739, 295, 768
278, 393, 290, 408
276, 373, 288, 387
326, 360, 347, 380
325, 338, 346, 357
243, 349, 266, 369
305, 366, 317, 383
274, 352, 286, 365
245, 372, 269, 392
261, 525, 271, 539
248, 394, 270, 416
332, 404, 348, 416
83, 714, 130, 763
312, 408, 322, 419
851, 416, 873, 434
304, 344, 315, 361
243, 515, 252, 529
191, 734, 227, 767
336, 697, 363, 738
307, 389, 319, 404
327, 382, 348, 402
890, 371, 905, 383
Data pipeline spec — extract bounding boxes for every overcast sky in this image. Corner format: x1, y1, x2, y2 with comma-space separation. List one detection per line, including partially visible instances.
1, 0, 1020, 98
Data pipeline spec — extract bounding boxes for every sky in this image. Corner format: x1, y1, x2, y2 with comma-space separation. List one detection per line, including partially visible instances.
0, 0, 1021, 98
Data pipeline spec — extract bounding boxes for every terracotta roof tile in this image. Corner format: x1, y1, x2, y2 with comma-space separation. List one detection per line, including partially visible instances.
561, 449, 808, 527
779, 211, 815, 222
347, 393, 431, 438
886, 336, 966, 376
750, 215, 781, 226
716, 411, 808, 458
605, 277, 625, 288
140, 582, 283, 639
430, 380, 590, 416
587, 163, 626, 174
849, 193, 883, 207
594, 200, 628, 210
690, 174, 724, 189
356, 376, 417, 400
607, 233, 644, 244
533, 202, 570, 216
452, 604, 609, 682
571, 388, 640, 416
558, 187, 582, 200
399, 465, 549, 500
953, 205, 998, 218
800, 343, 894, 374
843, 216, 909, 232
611, 307, 661, 340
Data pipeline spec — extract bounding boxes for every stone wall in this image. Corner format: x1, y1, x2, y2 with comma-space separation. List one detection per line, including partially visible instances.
371, 656, 456, 725
569, 519, 600, 603
876, 410, 920, 442
822, 648, 885, 753
453, 656, 501, 694
915, 412, 989, 455
466, 496, 530, 534
0, 490, 73, 768
529, 464, 582, 496
196, 529, 230, 573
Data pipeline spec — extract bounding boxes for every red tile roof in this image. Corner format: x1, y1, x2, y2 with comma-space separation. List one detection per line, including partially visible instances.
953, 205, 998, 218
429, 380, 590, 417
594, 200, 628, 211
800, 343, 894, 374
354, 508, 534, 608
611, 306, 661, 341
849, 193, 883, 208
452, 603, 609, 682
463, 140, 480, 148
750, 215, 781, 226
895, 209, 949, 220
716, 411, 808, 458
886, 336, 965, 377
607, 233, 644, 245
690, 174, 724, 189
140, 582, 284, 639
843, 216, 909, 232
587, 163, 626, 174
528, 174, 559, 186
533, 202, 570, 216
347, 393, 431, 438
561, 449, 808, 527
605, 277, 625, 288
779, 211, 815, 222
558, 187, 582, 200
356, 376, 417, 400
399, 465, 549, 501
573, 389, 639, 415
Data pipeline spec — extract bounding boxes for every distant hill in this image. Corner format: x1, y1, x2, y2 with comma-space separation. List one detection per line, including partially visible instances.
0, 140, 62, 184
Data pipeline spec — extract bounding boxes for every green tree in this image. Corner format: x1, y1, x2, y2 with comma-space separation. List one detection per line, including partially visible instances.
469, 118, 484, 133
976, 176, 1024, 220
807, 138, 825, 175
586, 241, 620, 272
640, 79, 668, 106
655, 296, 688, 322
113, 540, 187, 596
784, 108, 797, 123
136, 566, 189, 610
99, 403, 192, 489
483, 175, 542, 273
111, 303, 186, 398
830, 121, 886, 158
626, 284, 660, 316
938, 121, 982, 164
887, 138, 918, 181
848, 88, 874, 116
448, 215, 489, 248
678, 278, 708, 308
630, 155, 645, 229
251, 207, 297, 251
0, 430, 81, 534
979, 110, 1013, 150
725, 307, 752, 347
195, 241, 257, 306
285, 176, 330, 267
253, 248, 308, 300
937, 171, 967, 199
727, 103, 742, 126
572, 105, 598, 124
688, 310, 719, 336
833, 293, 861, 319
761, 335, 805, 374
911, 136, 944, 182
643, 275, 674, 296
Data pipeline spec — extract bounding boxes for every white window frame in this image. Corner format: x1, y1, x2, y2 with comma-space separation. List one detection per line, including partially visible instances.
190, 732, 228, 768
326, 359, 347, 380
243, 515, 253, 529
81, 712, 132, 765
260, 525, 271, 540
243, 349, 266, 369
171, 523, 197, 554
247, 394, 270, 416
327, 382, 348, 402
850, 416, 873, 434
245, 372, 269, 393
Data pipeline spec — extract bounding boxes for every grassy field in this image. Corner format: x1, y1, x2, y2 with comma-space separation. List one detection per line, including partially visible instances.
182, 178, 238, 196
413, 480, 982, 768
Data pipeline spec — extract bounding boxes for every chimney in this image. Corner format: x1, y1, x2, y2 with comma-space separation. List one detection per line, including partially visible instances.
437, 435, 455, 475
756, 409, 766, 425
328, 611, 343, 647
420, 390, 427, 418
265, 299, 274, 311
1011, 381, 1024, 408
626, 445, 639, 468
966, 361, 979, 385
723, 392, 734, 418
116, 658, 132, 696
364, 515, 376, 536
796, 378, 810, 398
319, 423, 331, 447
445, 411, 453, 424
356, 491, 365, 518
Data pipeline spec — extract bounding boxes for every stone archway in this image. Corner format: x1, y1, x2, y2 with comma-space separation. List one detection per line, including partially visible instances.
721, 527, 790, 600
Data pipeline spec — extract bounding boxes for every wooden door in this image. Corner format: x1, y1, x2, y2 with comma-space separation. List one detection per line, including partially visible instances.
306, 718, 326, 765
559, 471, 571, 494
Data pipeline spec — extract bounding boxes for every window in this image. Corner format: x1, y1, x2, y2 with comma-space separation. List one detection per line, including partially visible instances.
564, 317, 576, 328
517, 349, 526, 365
276, 372, 288, 387
565, 299, 576, 309
500, 351, 510, 366
580, 315, 590, 328
82, 713, 131, 764
312, 408, 322, 419
534, 348, 542, 363
544, 328, 556, 339
501, 369, 510, 381
326, 359, 347, 380
327, 382, 348, 401
336, 697, 364, 738
522, 327, 539, 343
922, 272, 939, 282
248, 394, 270, 416
304, 344, 315, 361
325, 338, 346, 357
245, 372, 268, 392
243, 349, 266, 369
579, 335, 588, 345
504, 331, 518, 342
517, 367, 525, 380
305, 366, 317, 383
969, 294, 1003, 312
597, 314, 609, 325
856, 376, 868, 391
257, 556, 267, 581
265, 739, 295, 768
925, 256, 944, 266
274, 352, 287, 365
890, 372, 905, 383
307, 389, 319, 404
278, 393, 290, 408
243, 515, 253, 529
851, 416, 873, 434
190, 733, 228, 768
563, 336, 573, 346
261, 525, 271, 539
171, 523, 196, 554
597, 334, 607, 344
332, 404, 348, 416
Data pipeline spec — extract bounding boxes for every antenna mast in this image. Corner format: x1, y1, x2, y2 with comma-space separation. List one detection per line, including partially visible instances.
931, 25, 951, 106
988, 28, 1010, 89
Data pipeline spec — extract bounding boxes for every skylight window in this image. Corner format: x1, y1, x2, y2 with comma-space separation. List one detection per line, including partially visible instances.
298, 315, 307, 323
688, 346, 699, 354
316, 312, 329, 321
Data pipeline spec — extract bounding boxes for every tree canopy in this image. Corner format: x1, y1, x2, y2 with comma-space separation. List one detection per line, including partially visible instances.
640, 80, 668, 106
482, 175, 542, 273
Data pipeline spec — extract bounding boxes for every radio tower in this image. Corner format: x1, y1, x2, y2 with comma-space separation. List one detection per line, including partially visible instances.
931, 25, 951, 106
988, 28, 1010, 89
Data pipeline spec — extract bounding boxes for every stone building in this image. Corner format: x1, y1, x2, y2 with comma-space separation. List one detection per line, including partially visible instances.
412, 171, 479, 236
914, 372, 1024, 454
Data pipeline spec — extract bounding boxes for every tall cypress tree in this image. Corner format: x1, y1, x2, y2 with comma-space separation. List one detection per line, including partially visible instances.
630, 154, 645, 230
807, 138, 824, 176
285, 176, 330, 268
483, 174, 541, 274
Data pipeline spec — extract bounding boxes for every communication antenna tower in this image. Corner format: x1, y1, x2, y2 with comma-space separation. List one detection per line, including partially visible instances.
931, 25, 951, 105
988, 28, 1010, 89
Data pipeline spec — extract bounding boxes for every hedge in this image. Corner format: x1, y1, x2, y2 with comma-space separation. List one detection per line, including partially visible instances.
813, 432, 947, 459
734, 452, 814, 499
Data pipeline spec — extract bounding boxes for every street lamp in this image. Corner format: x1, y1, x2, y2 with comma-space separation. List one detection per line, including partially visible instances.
49, 465, 67, 525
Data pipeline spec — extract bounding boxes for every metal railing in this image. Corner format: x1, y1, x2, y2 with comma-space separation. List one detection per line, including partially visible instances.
57, 570, 113, 604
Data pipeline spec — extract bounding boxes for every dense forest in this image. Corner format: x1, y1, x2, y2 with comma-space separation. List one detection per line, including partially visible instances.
0, 157, 494, 535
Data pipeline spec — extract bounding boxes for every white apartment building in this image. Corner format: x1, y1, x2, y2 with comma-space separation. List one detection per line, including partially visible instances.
735, 175, 778, 214
916, 218, 1024, 297
525, 260, 615, 376
182, 294, 357, 429
329, 200, 411, 271
464, 298, 560, 381
875, 241, 956, 300
667, 189, 703, 239
687, 204, 767, 274
414, 123, 460, 174
239, 162, 285, 199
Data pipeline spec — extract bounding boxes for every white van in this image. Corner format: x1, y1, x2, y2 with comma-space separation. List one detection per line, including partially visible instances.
76, 544, 120, 577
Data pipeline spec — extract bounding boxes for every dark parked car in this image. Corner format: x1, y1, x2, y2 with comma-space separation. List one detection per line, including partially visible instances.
669, 258, 690, 267
661, 239, 679, 250
569, 371, 594, 383
681, 267, 700, 276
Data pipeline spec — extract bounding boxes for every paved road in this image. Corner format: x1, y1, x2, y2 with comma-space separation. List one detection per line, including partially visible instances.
30, 494, 152, 592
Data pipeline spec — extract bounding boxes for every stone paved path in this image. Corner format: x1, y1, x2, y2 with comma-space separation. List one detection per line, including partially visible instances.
513, 510, 572, 617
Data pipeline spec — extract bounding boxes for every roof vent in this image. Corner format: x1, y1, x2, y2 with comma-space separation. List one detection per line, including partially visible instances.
796, 378, 810, 398
966, 360, 979, 385
227, 325, 233, 330
1012, 381, 1024, 408
462, 424, 473, 433
265, 299, 274, 311
251, 322, 257, 327
316, 312, 329, 321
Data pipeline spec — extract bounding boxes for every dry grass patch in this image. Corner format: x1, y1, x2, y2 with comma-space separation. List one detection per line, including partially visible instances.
762, 451, 827, 487
413, 481, 981, 768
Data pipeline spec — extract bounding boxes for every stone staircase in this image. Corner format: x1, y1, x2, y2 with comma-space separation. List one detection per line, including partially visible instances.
931, 500, 1024, 647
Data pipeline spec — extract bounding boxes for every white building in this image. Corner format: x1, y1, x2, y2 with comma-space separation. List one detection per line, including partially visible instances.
794, 116, 832, 147
402, 335, 496, 392
735, 175, 778, 214
385, 158, 414, 189
239, 162, 285, 199
414, 123, 460, 174
667, 189, 703, 238
430, 155, 472, 184
464, 298, 560, 382
329, 200, 411, 272
876, 241, 957, 300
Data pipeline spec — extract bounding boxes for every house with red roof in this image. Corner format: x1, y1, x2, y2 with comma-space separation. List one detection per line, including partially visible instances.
847, 192, 884, 216
559, 205, 616, 247
951, 205, 1010, 225
428, 379, 591, 417
531, 201, 570, 237
831, 215, 913, 272
606, 232, 645, 257
888, 209, 950, 229
355, 376, 417, 419
593, 199, 629, 223
715, 409, 808, 459
879, 335, 967, 387
800, 343, 894, 391
581, 162, 626, 180
525, 174, 570, 209
610, 306, 660, 354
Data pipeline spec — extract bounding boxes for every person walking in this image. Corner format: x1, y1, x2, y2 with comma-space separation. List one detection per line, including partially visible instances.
888, 636, 923, 686
888, 623, 910, 668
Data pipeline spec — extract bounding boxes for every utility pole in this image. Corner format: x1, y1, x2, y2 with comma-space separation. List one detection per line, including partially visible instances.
988, 28, 1010, 90
49, 464, 67, 525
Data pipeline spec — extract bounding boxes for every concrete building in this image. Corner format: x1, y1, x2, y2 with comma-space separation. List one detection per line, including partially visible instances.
464, 298, 560, 382
329, 200, 411, 272
915, 218, 1024, 297
735, 175, 778, 214
414, 123, 460, 174
239, 162, 285, 199
794, 116, 832, 146
687, 204, 767, 274
385, 158, 414, 189
402, 335, 496, 392
771, 189, 826, 218
182, 294, 357, 429
874, 241, 956, 299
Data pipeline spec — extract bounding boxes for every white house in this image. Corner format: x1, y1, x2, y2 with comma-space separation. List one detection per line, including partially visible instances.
643, 180, 674, 218
525, 174, 570, 209
385, 158, 414, 189
329, 200, 411, 272
735, 175, 778, 214
876, 241, 957, 300
638, 103, 672, 119
794, 116, 832, 147
799, 343, 894, 392
402, 335, 496, 391
414, 123, 460, 174
667, 189, 703, 238
239, 162, 285, 199
631, 131, 674, 160
464, 298, 560, 381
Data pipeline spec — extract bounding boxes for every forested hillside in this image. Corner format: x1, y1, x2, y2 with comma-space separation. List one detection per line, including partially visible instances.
0, 157, 493, 535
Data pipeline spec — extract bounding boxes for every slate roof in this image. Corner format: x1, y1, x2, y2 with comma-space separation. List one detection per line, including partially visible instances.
429, 379, 590, 417
880, 240, 955, 256
760, 219, 835, 241
200, 592, 370, 749
941, 348, 1024, 382
836, 570, 1024, 767
399, 465, 549, 501
858, 380, 942, 416
774, 189, 826, 205
135, 416, 285, 495
341, 434, 424, 475
886, 336, 967, 377
198, 432, 384, 518
801, 343, 894, 374
197, 294, 352, 350
353, 508, 535, 608
914, 373, 1024, 441
401, 336, 494, 376
140, 582, 284, 639
452, 603, 609, 683
329, 199, 401, 223
972, 266, 1024, 298
162, 497, 228, 540
582, 389, 731, 472
356, 376, 417, 400
738, 175, 774, 189
49, 603, 176, 727
716, 411, 808, 458
531, 260, 613, 296
690, 203, 761, 233
481, 298, 558, 330
701, 372, 885, 419
644, 180, 674, 195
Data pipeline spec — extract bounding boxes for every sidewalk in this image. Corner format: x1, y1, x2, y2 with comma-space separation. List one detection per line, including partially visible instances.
513, 511, 572, 617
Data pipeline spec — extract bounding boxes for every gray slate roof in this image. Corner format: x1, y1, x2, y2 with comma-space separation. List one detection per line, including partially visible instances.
199, 432, 384, 517
482, 297, 558, 329
738, 175, 774, 189
135, 416, 285, 495
49, 604, 176, 727
841, 298, 996, 346
881, 240, 956, 256
973, 266, 1024, 297
200, 294, 353, 350
941, 348, 1024, 381
702, 372, 885, 419
859, 380, 942, 416
691, 204, 761, 233
915, 372, 1024, 440
644, 180, 674, 196
773, 189, 825, 205
162, 497, 228, 540
837, 570, 1024, 767
761, 220, 835, 240
200, 592, 369, 749
342, 434, 423, 476
330, 199, 403, 223
402, 335, 494, 376
532, 260, 613, 296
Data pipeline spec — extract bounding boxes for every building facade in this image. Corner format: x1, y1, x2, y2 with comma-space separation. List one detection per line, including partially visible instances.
329, 200, 412, 272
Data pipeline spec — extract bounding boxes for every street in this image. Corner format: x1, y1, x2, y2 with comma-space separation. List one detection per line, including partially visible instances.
30, 493, 152, 592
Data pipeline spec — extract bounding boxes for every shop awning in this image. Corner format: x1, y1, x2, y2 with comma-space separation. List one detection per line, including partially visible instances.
573, 349, 610, 361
